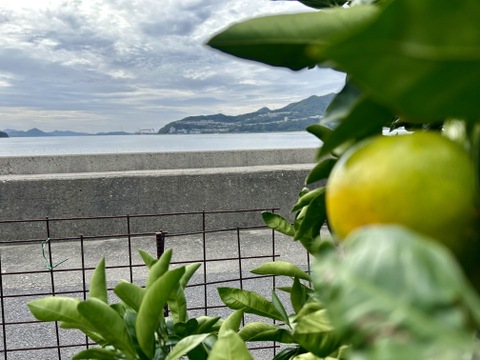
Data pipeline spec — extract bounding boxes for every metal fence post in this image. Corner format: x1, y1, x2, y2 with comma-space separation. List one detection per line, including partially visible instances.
155, 231, 168, 317
155, 231, 166, 259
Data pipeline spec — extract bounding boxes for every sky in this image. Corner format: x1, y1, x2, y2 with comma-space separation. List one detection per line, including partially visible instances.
0, 0, 345, 133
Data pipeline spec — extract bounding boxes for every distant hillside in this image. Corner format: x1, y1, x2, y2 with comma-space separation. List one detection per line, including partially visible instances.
158, 93, 335, 134
4, 128, 131, 137
0, 130, 8, 138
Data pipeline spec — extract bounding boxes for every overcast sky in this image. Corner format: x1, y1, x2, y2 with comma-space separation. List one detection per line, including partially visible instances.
0, 0, 345, 133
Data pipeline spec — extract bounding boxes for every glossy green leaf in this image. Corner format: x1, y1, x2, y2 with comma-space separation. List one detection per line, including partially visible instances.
168, 286, 187, 324
317, 80, 361, 130
261, 211, 295, 236
27, 297, 92, 331
59, 322, 106, 346
138, 249, 157, 269
291, 352, 330, 360
180, 262, 201, 289
72, 348, 119, 360
219, 309, 244, 336
137, 266, 185, 358
306, 124, 333, 143
305, 159, 336, 185
291, 277, 309, 313
251, 261, 311, 282
124, 310, 149, 360
146, 248, 172, 288
165, 333, 211, 360
195, 316, 223, 334
272, 290, 290, 326
77, 298, 136, 358
291, 187, 325, 213
238, 322, 294, 343
314, 225, 480, 358
294, 191, 326, 254
207, 6, 377, 71
113, 281, 146, 312
209, 330, 253, 360
324, 0, 480, 122
217, 287, 283, 321
293, 306, 340, 357
89, 257, 108, 303
173, 318, 198, 337
472, 123, 480, 199
274, 347, 303, 360
295, 0, 349, 10
168, 262, 201, 324
318, 93, 393, 158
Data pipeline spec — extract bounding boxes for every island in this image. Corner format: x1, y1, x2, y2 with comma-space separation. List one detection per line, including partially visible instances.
158, 93, 335, 134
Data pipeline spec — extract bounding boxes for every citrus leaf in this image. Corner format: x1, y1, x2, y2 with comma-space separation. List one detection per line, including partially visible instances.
291, 277, 309, 314
168, 262, 201, 323
137, 267, 186, 358
272, 290, 290, 326
273, 347, 302, 360
145, 248, 172, 288
306, 124, 333, 143
89, 257, 108, 303
238, 322, 295, 343
295, 0, 349, 10
324, 0, 480, 122
251, 261, 311, 282
72, 348, 119, 360
207, 6, 377, 71
165, 333, 212, 360
180, 262, 201, 289
261, 211, 295, 236
305, 159, 336, 185
290, 352, 329, 360
167, 286, 187, 324
77, 298, 136, 358
219, 309, 244, 336
292, 307, 341, 357
124, 310, 149, 360
59, 322, 106, 346
291, 187, 325, 213
318, 93, 393, 158
209, 330, 253, 360
28, 297, 84, 324
195, 316, 223, 334
317, 81, 362, 131
138, 249, 157, 269
217, 287, 283, 322
294, 191, 326, 254
113, 281, 146, 312
314, 225, 480, 358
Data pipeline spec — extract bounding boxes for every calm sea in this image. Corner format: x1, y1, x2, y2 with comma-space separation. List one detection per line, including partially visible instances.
0, 132, 321, 156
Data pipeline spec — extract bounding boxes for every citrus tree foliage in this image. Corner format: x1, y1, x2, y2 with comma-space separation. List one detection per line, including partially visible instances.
208, 0, 480, 358
28, 250, 223, 360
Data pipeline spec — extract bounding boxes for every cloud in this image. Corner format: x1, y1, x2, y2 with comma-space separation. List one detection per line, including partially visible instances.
0, 0, 345, 132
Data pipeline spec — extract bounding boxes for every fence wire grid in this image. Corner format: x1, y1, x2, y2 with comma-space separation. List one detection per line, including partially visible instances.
0, 208, 312, 359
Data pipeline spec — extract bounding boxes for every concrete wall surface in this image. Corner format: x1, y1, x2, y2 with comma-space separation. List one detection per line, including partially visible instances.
0, 148, 317, 175
0, 149, 319, 241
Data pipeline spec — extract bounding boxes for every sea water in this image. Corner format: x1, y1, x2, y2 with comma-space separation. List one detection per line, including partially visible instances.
0, 132, 321, 156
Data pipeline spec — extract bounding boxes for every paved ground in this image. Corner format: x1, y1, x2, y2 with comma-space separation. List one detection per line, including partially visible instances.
0, 227, 327, 359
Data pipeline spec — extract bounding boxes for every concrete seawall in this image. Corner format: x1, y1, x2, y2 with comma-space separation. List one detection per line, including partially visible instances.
0, 148, 318, 241
0, 148, 317, 175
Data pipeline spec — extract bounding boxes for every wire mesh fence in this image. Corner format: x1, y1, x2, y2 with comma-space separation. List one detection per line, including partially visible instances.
0, 208, 312, 359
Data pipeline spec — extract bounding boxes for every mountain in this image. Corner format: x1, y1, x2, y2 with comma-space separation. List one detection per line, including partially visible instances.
3, 128, 90, 137
0, 130, 8, 138
3, 128, 131, 137
158, 93, 335, 134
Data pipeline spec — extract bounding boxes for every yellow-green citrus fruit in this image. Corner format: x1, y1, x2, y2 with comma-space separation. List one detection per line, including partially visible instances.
326, 131, 478, 252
